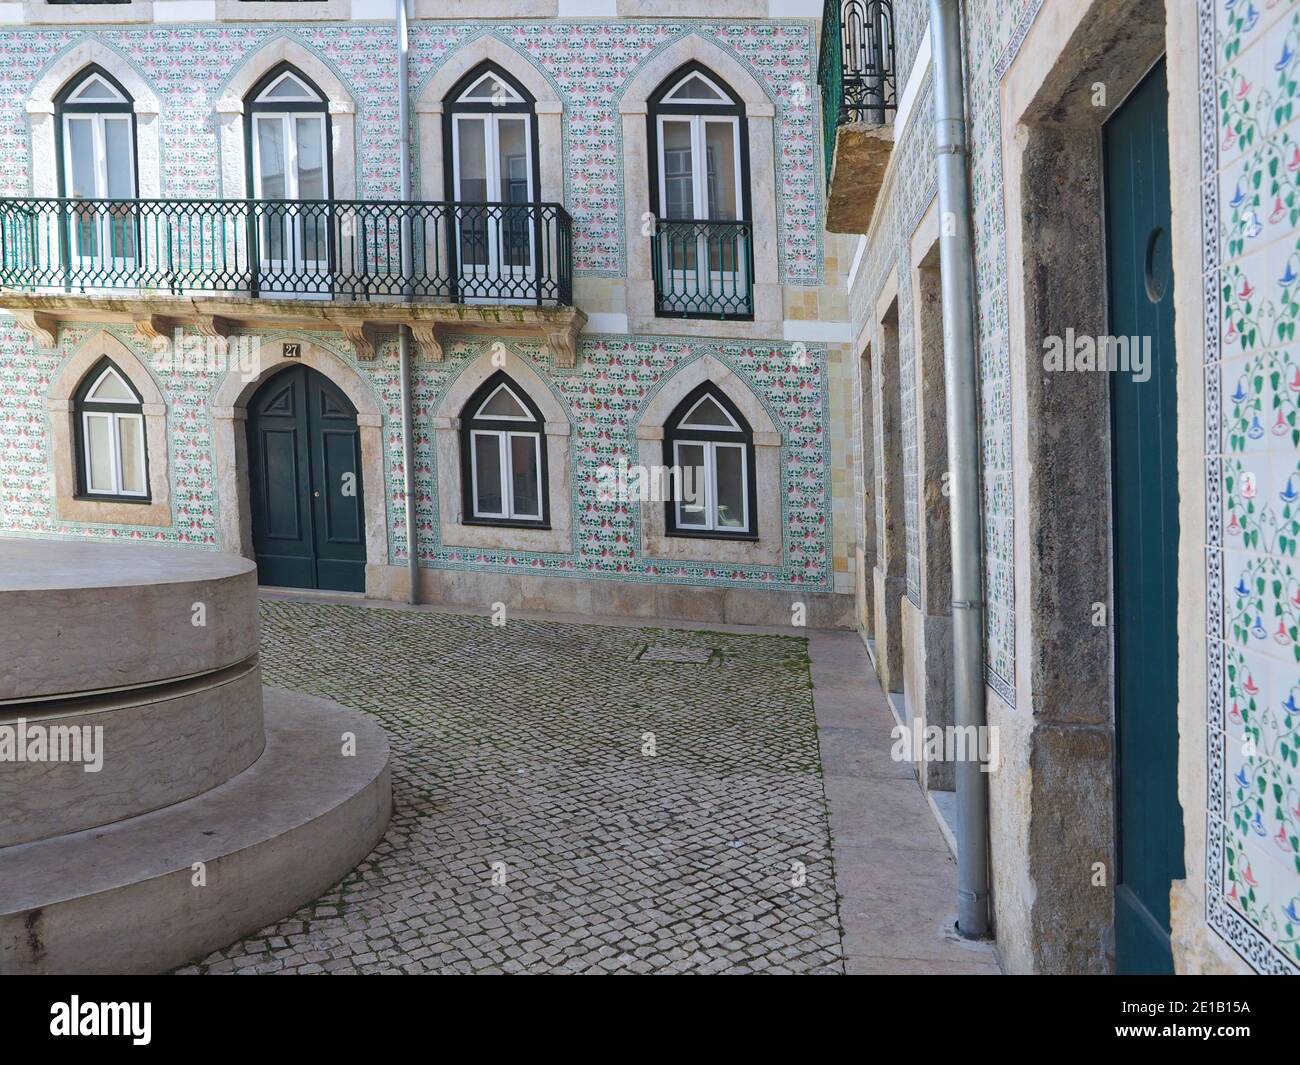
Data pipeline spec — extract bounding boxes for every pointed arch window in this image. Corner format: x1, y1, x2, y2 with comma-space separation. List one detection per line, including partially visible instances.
444, 62, 540, 292
664, 383, 756, 538
460, 371, 549, 526
245, 63, 331, 281
56, 65, 138, 265
74, 358, 149, 500
647, 63, 752, 319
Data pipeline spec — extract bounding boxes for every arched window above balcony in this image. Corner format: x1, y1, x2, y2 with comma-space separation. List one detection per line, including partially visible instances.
646, 62, 753, 321
55, 65, 137, 202
244, 63, 331, 204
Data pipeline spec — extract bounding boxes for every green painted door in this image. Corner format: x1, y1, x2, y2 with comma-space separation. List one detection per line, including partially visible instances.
246, 364, 366, 592
1105, 59, 1184, 975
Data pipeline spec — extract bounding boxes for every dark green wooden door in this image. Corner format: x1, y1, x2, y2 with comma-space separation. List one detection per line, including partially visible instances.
1105, 59, 1184, 975
247, 364, 366, 592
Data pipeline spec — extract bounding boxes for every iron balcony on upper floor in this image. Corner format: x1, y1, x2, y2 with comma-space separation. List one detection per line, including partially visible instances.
0, 195, 585, 365
818, 0, 897, 234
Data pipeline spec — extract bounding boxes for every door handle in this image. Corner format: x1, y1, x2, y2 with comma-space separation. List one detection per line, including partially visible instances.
314, 490, 321, 498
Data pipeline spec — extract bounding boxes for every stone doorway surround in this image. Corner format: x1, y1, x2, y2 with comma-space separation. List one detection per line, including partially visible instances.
211, 336, 389, 598
871, 270, 906, 695
901, 200, 954, 794
997, 0, 1169, 973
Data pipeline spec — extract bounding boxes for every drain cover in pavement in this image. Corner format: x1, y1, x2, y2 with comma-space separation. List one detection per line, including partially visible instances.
635, 644, 716, 664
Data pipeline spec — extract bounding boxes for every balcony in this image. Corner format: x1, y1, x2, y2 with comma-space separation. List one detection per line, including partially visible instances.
0, 196, 585, 365
651, 218, 754, 321
818, 0, 897, 234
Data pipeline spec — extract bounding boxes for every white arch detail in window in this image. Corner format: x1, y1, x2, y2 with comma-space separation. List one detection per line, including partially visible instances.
78, 363, 147, 499
463, 376, 546, 525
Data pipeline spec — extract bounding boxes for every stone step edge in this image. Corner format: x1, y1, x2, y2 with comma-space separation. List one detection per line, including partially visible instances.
0, 686, 392, 974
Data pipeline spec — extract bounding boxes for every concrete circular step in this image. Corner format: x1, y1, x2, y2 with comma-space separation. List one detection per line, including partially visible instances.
0, 659, 266, 847
0, 538, 258, 700
0, 686, 391, 974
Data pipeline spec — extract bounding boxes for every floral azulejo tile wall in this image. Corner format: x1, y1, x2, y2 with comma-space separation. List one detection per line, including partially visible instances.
0, 17, 836, 596
1209, 0, 1300, 974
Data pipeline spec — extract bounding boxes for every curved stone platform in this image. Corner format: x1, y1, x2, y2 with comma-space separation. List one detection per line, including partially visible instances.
0, 687, 391, 974
0, 537, 393, 973
0, 537, 258, 700
0, 659, 266, 847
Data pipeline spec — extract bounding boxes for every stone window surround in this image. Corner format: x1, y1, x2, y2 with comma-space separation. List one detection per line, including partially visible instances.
48, 330, 172, 527
414, 35, 564, 205
215, 37, 359, 201
432, 347, 573, 555
636, 353, 782, 566
619, 36, 781, 341
211, 337, 388, 594
28, 41, 163, 198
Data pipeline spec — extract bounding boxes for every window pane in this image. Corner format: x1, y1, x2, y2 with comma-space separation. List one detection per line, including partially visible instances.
682, 394, 734, 428
255, 117, 286, 199
667, 74, 725, 102
263, 73, 316, 101
456, 118, 488, 202
295, 117, 326, 199
473, 432, 503, 515
103, 118, 133, 198
661, 121, 694, 219
117, 415, 146, 495
704, 121, 738, 220
478, 384, 528, 419
88, 367, 134, 402
715, 444, 746, 529
66, 118, 97, 199
510, 434, 541, 518
85, 414, 114, 493
71, 75, 124, 103
496, 118, 529, 202
675, 442, 708, 527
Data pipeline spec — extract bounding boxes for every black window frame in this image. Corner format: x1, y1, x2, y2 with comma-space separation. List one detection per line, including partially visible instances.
73, 355, 151, 503
646, 61, 753, 322
441, 60, 541, 207
459, 369, 551, 530
663, 381, 758, 541
54, 64, 139, 201
243, 61, 334, 203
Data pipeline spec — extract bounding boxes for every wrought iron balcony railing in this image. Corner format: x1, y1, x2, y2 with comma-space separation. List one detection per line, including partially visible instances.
651, 218, 754, 321
818, 0, 897, 180
0, 196, 574, 307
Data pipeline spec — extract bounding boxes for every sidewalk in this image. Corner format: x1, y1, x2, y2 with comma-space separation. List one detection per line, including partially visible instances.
808, 630, 1002, 974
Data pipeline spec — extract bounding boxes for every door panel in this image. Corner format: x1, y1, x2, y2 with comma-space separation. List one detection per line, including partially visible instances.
247, 365, 366, 592
1105, 59, 1185, 975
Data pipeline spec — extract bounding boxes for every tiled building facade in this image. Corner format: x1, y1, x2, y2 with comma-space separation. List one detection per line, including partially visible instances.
0, 2, 861, 627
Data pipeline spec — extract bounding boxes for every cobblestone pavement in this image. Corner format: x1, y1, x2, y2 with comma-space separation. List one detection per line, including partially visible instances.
183, 600, 845, 974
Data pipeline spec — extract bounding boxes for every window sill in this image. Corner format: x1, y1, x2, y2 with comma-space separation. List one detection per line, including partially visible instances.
665, 529, 758, 543
57, 495, 172, 528
462, 518, 552, 532
74, 494, 153, 505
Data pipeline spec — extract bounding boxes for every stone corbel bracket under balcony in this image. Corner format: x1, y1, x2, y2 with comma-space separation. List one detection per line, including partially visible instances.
4, 295, 589, 369
825, 121, 895, 235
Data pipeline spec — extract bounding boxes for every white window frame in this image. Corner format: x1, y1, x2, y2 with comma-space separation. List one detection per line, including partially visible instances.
251, 72, 330, 286
80, 365, 147, 498
61, 108, 137, 268
451, 111, 537, 288
469, 427, 543, 522
655, 112, 747, 304
672, 437, 749, 534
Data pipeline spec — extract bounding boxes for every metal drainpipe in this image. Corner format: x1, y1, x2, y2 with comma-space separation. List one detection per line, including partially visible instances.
396, 0, 419, 605
927, 0, 989, 939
